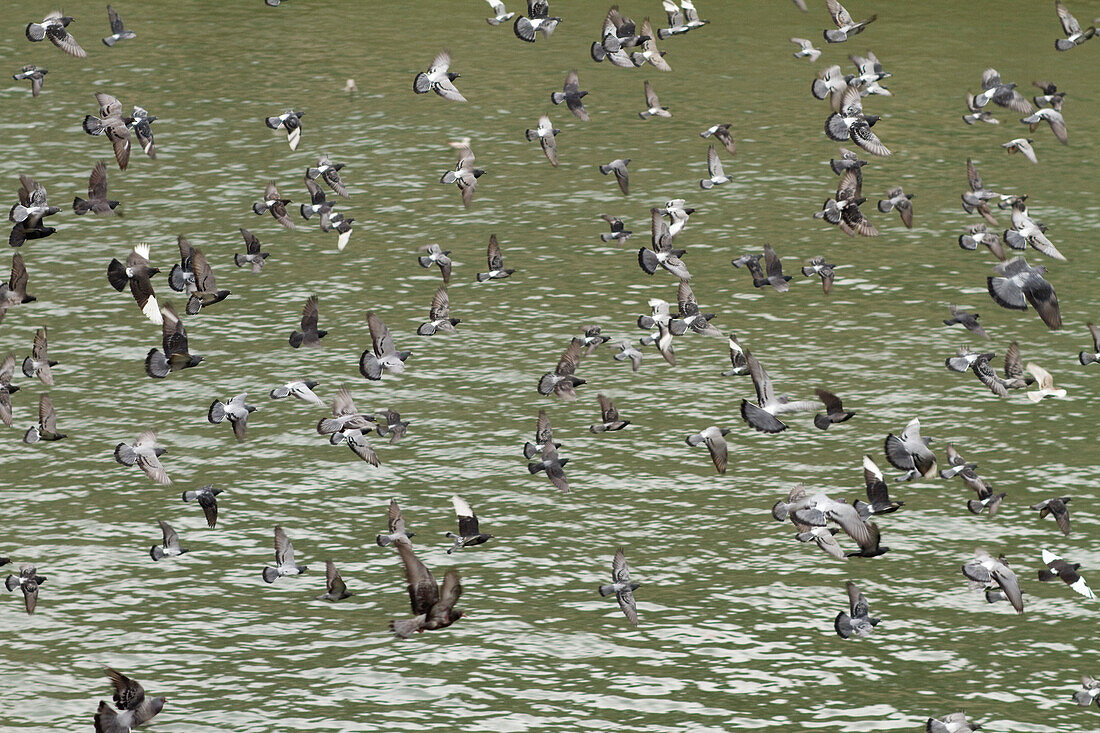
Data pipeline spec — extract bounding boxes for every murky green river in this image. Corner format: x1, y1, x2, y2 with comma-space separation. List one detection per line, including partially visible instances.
1, 0, 1099, 730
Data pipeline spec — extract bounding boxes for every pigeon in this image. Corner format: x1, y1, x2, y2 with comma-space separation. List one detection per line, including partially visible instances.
958, 223, 1005, 260
514, 0, 562, 42
289, 295, 326, 348
23, 393, 64, 444
685, 426, 730, 473
590, 394, 629, 433
0, 253, 36, 324
149, 521, 188, 561
485, 0, 515, 25
522, 409, 559, 460
877, 186, 913, 228
1025, 362, 1066, 401
722, 333, 749, 376
114, 430, 170, 485
317, 560, 352, 602
101, 5, 136, 46
699, 146, 730, 189
252, 181, 295, 229
813, 388, 855, 430
1078, 323, 1100, 365
359, 312, 411, 380
8, 175, 59, 248
812, 65, 849, 110
1002, 137, 1037, 164
93, 669, 165, 733
579, 325, 611, 355
753, 244, 792, 292
325, 213, 355, 251
233, 228, 269, 273
417, 243, 452, 283
1053, 1, 1094, 50
962, 551, 1023, 613
847, 51, 891, 95
824, 0, 876, 43
639, 209, 690, 279
740, 351, 818, 434
986, 258, 1061, 330
125, 105, 157, 160
1029, 497, 1072, 536
265, 110, 304, 150
208, 394, 256, 442
638, 80, 671, 120
262, 526, 307, 583
525, 115, 560, 166
773, 490, 885, 556
659, 0, 708, 37
528, 441, 570, 492
184, 248, 230, 315
945, 348, 1009, 398
591, 6, 644, 67
638, 299, 683, 365
300, 176, 334, 229
12, 65, 47, 97
168, 235, 196, 295
440, 144, 483, 208
20, 327, 56, 386
72, 158, 120, 213
599, 159, 630, 195
413, 51, 466, 102
962, 158, 1004, 225
390, 538, 463, 638
26, 11, 86, 58
317, 386, 375, 440
182, 485, 222, 528
376, 499, 415, 547
676, 280, 721, 336
477, 234, 514, 282
446, 496, 494, 554
1039, 551, 1095, 597
825, 86, 891, 157
940, 444, 978, 481
790, 37, 821, 61
1032, 80, 1066, 110
631, 18, 671, 70
699, 123, 737, 155
144, 301, 202, 376
926, 713, 981, 733
537, 338, 585, 400
306, 155, 348, 198
417, 286, 460, 336
974, 69, 1033, 114
600, 214, 632, 243
0, 354, 18, 427
801, 256, 836, 294
374, 408, 409, 444
967, 480, 1007, 517
598, 548, 640, 625
1021, 107, 1068, 144
1075, 677, 1100, 708
4, 564, 45, 614
943, 305, 989, 339
269, 379, 323, 405
884, 418, 937, 480
82, 93, 131, 170
855, 455, 904, 516
816, 169, 878, 237
963, 93, 999, 125
613, 340, 643, 372
107, 243, 162, 325
551, 70, 589, 121
1002, 196, 1065, 261
835, 581, 879, 638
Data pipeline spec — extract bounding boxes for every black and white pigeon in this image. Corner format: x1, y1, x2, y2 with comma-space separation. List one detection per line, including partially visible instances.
884, 418, 937, 481
973, 69, 1033, 114
1074, 677, 1100, 708
317, 386, 375, 441
375, 408, 409, 444
943, 305, 989, 339
262, 526, 307, 583
168, 235, 196, 295
265, 110, 304, 150
377, 499, 414, 547
600, 159, 630, 195
390, 538, 463, 638
446, 496, 494, 554
1002, 196, 1065, 261
525, 115, 560, 166
600, 214, 632, 243
551, 70, 589, 121
638, 80, 671, 120
659, 0, 709, 37
846, 51, 891, 95
699, 146, 729, 189
5, 564, 45, 614
8, 175, 59, 247
26, 11, 86, 57
1039, 549, 1094, 599
93, 669, 165, 733
537, 338, 585, 400
102, 5, 135, 46
945, 348, 1009, 398
590, 394, 629, 433
813, 388, 854, 430
638, 209, 689, 279
417, 243, 452, 283
0, 354, 18, 427
823, 0, 876, 43
23, 393, 65, 444
290, 295, 326, 348
486, 0, 515, 25
301, 176, 334, 229
1078, 323, 1100, 365
359, 312, 411, 380
631, 19, 671, 70
413, 51, 466, 102
877, 186, 913, 228
107, 244, 161, 325
126, 105, 157, 160
613, 341, 643, 372
208, 393, 256, 442
417, 286, 460, 335
234, 228, 268, 273
150, 521, 187, 561
1053, 1, 1094, 50
816, 169, 878, 237
1030, 497, 1071, 535
699, 123, 737, 155
676, 280, 721, 336
82, 93, 131, 170
740, 350, 818, 433
962, 551, 1023, 613
855, 456, 904, 516
835, 581, 879, 638
184, 248, 230, 315
182, 485, 222, 528
477, 234, 514, 282
269, 379, 322, 405
598, 548, 640, 625
685, 426, 730, 473
440, 143, 483, 208
801, 256, 836, 294
318, 560, 352, 601
825, 86, 890, 157
12, 65, 47, 97
514, 0, 562, 42
1032, 81, 1066, 110
591, 6, 644, 67
986, 257, 1061, 330
114, 430, 170, 485
963, 93, 999, 125
722, 333, 749, 376
253, 181, 295, 229
21, 327, 56, 386
528, 441, 570, 492
72, 161, 119, 215
306, 155, 348, 198
958, 223, 1005, 260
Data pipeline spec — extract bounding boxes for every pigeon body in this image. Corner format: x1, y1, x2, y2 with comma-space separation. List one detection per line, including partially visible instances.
12, 65, 47, 97
537, 338, 585, 400
252, 181, 295, 229
4, 564, 45, 614
376, 499, 415, 547
823, 0, 876, 43
93, 669, 165, 733
598, 548, 640, 625
264, 110, 304, 150
359, 312, 410, 380
208, 393, 256, 441
108, 243, 161, 324
446, 496, 494, 554
114, 430, 170, 485
102, 5, 136, 46
884, 417, 936, 480
234, 228, 269, 273
26, 11, 86, 58
525, 115, 560, 166
514, 0, 562, 42
477, 234, 514, 281
417, 286, 460, 335
414, 51, 466, 102
685, 426, 729, 473
182, 485, 222, 528
82, 93, 131, 170
740, 350, 818, 433
23, 393, 64, 444
986, 258, 1061, 330
391, 538, 463, 638
289, 295, 326, 348
318, 560, 352, 601
262, 526, 307, 583
149, 520, 188, 561
962, 551, 1023, 613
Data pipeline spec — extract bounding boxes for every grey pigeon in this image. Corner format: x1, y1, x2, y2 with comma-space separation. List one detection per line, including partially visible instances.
0, 354, 18, 427
854, 456, 904, 516
182, 485, 222, 528
359, 312, 411, 380
523, 410, 560, 460
598, 547, 640, 625
958, 223, 1005, 260
613, 340, 643, 372
514, 0, 562, 42
685, 426, 730, 474
815, 169, 878, 237
963, 93, 998, 125
772, 489, 886, 556
638, 80, 671, 120
834, 581, 879, 638
102, 5, 136, 46
877, 186, 913, 228
525, 115, 560, 166
93, 669, 165, 733
813, 388, 855, 430
8, 175, 59, 248
1078, 323, 1100, 365
722, 333, 749, 376
600, 158, 630, 195
700, 123, 737, 155
1053, 1, 1094, 50
306, 155, 348, 198
376, 499, 414, 547
72, 161, 119, 215
417, 243, 452, 283
289, 295, 326, 348
823, 0, 876, 43
600, 214, 632, 243
413, 51, 466, 102
551, 70, 589, 121
591, 6, 645, 67
114, 430, 170, 485
676, 280, 720, 336
375, 408, 409, 444
446, 495, 494, 554
986, 257, 1061, 330
973, 68, 1033, 114
790, 37, 821, 61
208, 393, 256, 441
252, 181, 295, 229
884, 417, 937, 480
1073, 677, 1100, 708
699, 145, 729, 189
12, 65, 47, 97
477, 234, 514, 281
82, 93, 131, 170
962, 550, 1023, 613
527, 441, 569, 492
439, 143, 483, 208
417, 286, 460, 335
926, 713, 980, 733
537, 338, 585, 400
262, 526, 307, 583
961, 158, 1004, 225
26, 11, 86, 58
317, 386, 374, 440
21, 327, 56, 386
486, 0, 515, 25
631, 19, 671, 70
4, 564, 45, 614
590, 394, 629, 433
23, 393, 65, 444
943, 305, 989, 339
801, 256, 836, 294
184, 247, 230, 315
825, 86, 890, 157
1030, 496, 1071, 535
740, 350, 817, 433
318, 560, 352, 601
234, 228, 269, 273
300, 175, 334, 229
149, 520, 188, 561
